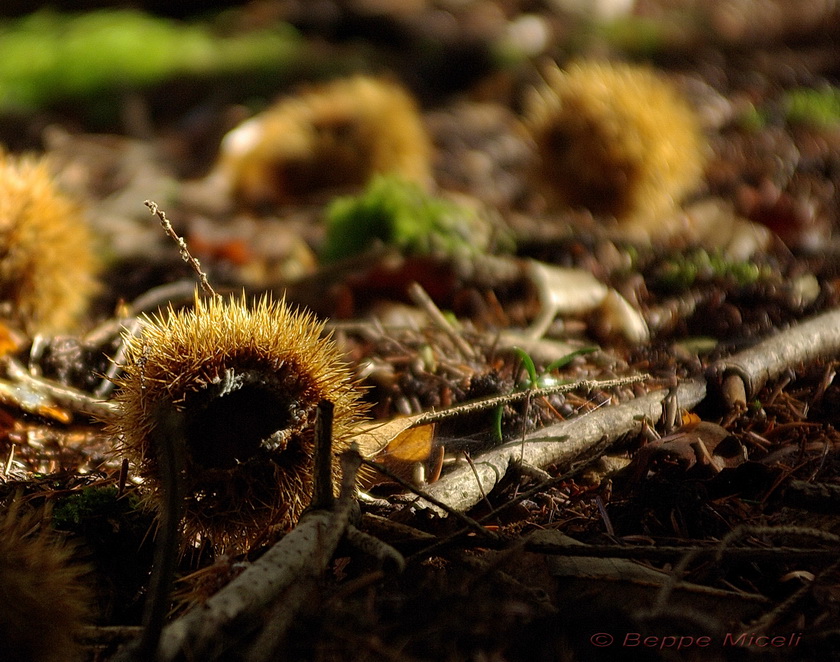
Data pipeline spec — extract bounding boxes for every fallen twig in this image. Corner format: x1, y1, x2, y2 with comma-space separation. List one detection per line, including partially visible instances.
398, 527, 839, 564
129, 406, 186, 661
407, 281, 476, 359
149, 449, 362, 661
360, 456, 499, 543
708, 306, 840, 407
781, 480, 840, 513
145, 199, 218, 299
416, 379, 707, 515
352, 374, 649, 456
2, 356, 117, 420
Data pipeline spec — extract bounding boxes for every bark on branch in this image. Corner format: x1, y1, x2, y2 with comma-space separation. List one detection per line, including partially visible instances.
417, 379, 707, 515
708, 306, 840, 407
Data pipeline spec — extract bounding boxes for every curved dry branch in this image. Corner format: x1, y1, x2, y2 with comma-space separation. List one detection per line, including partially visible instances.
149, 450, 361, 662
417, 379, 707, 515
708, 306, 840, 407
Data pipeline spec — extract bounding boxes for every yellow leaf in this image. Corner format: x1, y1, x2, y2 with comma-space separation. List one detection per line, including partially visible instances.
383, 423, 436, 462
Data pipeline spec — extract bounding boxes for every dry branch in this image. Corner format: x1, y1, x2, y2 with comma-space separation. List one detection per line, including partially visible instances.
416, 379, 707, 515
145, 200, 218, 299
352, 374, 648, 456
2, 356, 117, 420
149, 450, 362, 662
708, 306, 840, 407
407, 281, 476, 359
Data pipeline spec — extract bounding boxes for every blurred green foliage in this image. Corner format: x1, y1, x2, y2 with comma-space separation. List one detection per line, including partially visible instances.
736, 101, 768, 132
593, 16, 668, 57
653, 248, 773, 292
784, 86, 840, 127
320, 175, 509, 263
0, 9, 302, 112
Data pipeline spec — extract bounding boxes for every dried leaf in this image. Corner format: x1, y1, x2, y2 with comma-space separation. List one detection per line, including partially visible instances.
382, 423, 436, 462
629, 420, 745, 478
351, 414, 428, 457
0, 322, 22, 357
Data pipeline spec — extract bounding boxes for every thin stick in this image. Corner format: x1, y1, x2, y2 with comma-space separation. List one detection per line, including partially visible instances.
151, 445, 362, 661
3, 444, 15, 477
145, 200, 218, 299
3, 356, 118, 420
406, 451, 606, 562
782, 480, 840, 512
83, 280, 198, 347
414, 374, 649, 427
406, 533, 839, 564
344, 527, 405, 572
93, 318, 142, 399
90, 281, 208, 398
653, 523, 840, 616
407, 281, 476, 359
352, 374, 650, 459
415, 379, 706, 516
309, 400, 335, 511
743, 558, 840, 636
244, 449, 369, 662
133, 407, 186, 661
360, 456, 498, 543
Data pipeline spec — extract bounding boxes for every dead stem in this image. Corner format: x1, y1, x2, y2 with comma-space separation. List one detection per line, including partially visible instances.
742, 558, 840, 637
407, 281, 476, 359
132, 406, 186, 661
145, 200, 218, 299
360, 455, 499, 542
309, 400, 335, 511
352, 373, 650, 456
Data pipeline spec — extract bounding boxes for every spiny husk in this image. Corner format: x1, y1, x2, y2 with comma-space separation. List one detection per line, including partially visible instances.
525, 60, 708, 234
0, 499, 92, 662
0, 150, 99, 334
108, 293, 366, 552
216, 74, 433, 206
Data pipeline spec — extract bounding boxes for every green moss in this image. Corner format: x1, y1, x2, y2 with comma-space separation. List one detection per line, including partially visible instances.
320, 175, 509, 263
0, 9, 302, 112
783, 86, 840, 128
653, 249, 771, 292
52, 486, 137, 529
51, 485, 155, 623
